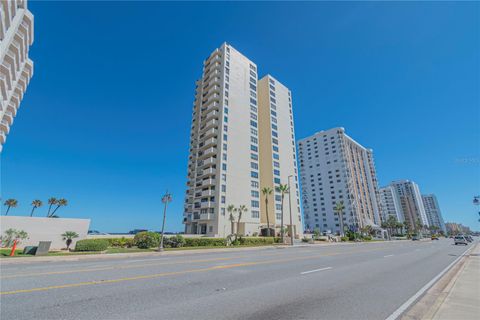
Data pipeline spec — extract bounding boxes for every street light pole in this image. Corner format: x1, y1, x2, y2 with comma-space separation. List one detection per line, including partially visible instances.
158, 191, 172, 252
288, 175, 294, 246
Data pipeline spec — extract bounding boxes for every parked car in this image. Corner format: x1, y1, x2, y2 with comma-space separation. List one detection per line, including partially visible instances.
412, 235, 419, 241
454, 236, 468, 245
465, 235, 473, 242
431, 235, 439, 240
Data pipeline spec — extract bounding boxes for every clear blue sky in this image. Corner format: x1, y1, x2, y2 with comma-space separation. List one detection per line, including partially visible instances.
2, 2, 479, 232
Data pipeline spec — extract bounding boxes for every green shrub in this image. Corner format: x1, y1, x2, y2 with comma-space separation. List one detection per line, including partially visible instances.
184, 238, 226, 247
75, 239, 109, 251
362, 235, 372, 241
340, 236, 349, 242
134, 232, 160, 249
164, 235, 186, 248
105, 237, 135, 248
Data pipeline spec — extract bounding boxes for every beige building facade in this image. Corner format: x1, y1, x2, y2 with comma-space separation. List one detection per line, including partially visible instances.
183, 43, 302, 238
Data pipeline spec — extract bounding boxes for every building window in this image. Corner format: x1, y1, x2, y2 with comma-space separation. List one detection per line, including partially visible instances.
251, 210, 259, 218
251, 200, 259, 208
251, 171, 259, 178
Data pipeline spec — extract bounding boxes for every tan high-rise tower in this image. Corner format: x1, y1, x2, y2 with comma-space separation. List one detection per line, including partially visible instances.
183, 43, 302, 238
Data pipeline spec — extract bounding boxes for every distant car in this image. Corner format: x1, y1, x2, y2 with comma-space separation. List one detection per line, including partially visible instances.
412, 235, 419, 241
431, 235, 439, 240
129, 229, 148, 235
454, 236, 468, 245
465, 235, 473, 242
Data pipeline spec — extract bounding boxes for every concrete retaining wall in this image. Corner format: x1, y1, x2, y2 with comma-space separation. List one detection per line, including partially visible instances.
0, 216, 90, 250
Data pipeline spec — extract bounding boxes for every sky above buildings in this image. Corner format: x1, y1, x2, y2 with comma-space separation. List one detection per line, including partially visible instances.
1, 1, 479, 232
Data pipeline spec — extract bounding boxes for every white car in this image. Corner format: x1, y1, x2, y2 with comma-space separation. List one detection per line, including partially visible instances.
454, 236, 468, 245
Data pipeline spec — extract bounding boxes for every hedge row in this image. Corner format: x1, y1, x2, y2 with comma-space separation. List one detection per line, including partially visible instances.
75, 239, 109, 251
81, 234, 282, 251
184, 237, 226, 247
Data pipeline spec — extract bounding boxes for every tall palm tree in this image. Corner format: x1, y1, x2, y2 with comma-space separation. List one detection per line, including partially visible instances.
276, 184, 289, 243
49, 198, 68, 217
227, 205, 236, 235
261, 187, 273, 236
334, 201, 346, 236
47, 197, 58, 217
3, 199, 18, 216
30, 200, 43, 217
61, 231, 79, 250
236, 205, 248, 239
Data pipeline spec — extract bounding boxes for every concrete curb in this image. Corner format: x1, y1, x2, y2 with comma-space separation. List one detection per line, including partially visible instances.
399, 242, 478, 320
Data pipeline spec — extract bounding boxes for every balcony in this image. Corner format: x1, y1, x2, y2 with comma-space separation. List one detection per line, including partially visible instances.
203, 77, 221, 91
199, 157, 216, 168
0, 120, 10, 134
203, 93, 220, 106
198, 147, 217, 160
199, 213, 215, 221
0, 131, 5, 144
200, 119, 218, 132
202, 167, 216, 176
3, 111, 13, 125
201, 178, 216, 187
200, 137, 217, 149
202, 110, 219, 123
202, 101, 220, 113
194, 212, 215, 221
201, 189, 215, 197
200, 201, 215, 209
200, 127, 217, 140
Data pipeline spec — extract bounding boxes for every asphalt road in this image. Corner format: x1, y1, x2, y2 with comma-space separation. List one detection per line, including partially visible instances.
0, 239, 473, 320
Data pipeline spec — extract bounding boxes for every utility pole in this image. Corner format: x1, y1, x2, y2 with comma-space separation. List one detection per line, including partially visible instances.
288, 175, 294, 246
158, 191, 172, 252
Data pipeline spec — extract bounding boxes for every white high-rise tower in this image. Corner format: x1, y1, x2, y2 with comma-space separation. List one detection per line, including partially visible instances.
0, 0, 34, 151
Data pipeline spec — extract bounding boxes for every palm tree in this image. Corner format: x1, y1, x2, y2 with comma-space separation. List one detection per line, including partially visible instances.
334, 201, 345, 236
49, 198, 68, 217
261, 187, 273, 236
61, 231, 79, 250
227, 205, 236, 235
47, 197, 58, 217
276, 184, 289, 243
30, 200, 43, 217
236, 205, 248, 239
4, 199, 18, 216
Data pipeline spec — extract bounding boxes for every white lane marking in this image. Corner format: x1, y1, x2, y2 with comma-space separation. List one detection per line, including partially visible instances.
300, 267, 332, 275
385, 244, 475, 320
384, 254, 394, 258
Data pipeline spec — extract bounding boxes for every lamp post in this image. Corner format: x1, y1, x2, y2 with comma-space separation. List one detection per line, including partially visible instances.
474, 196, 480, 222
288, 175, 294, 246
158, 191, 172, 252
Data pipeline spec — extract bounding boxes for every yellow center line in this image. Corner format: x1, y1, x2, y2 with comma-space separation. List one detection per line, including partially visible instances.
0, 247, 386, 296
0, 251, 289, 279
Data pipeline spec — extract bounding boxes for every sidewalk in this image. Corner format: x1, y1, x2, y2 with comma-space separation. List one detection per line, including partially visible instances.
430, 243, 480, 320
402, 243, 479, 320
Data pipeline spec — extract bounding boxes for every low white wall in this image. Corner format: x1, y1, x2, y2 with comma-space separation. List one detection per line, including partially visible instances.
0, 216, 90, 250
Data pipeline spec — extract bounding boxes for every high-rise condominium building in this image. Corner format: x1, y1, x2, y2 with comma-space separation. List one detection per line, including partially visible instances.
390, 180, 429, 230
422, 194, 446, 233
0, 0, 34, 152
298, 127, 381, 234
183, 43, 302, 237
379, 185, 403, 222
